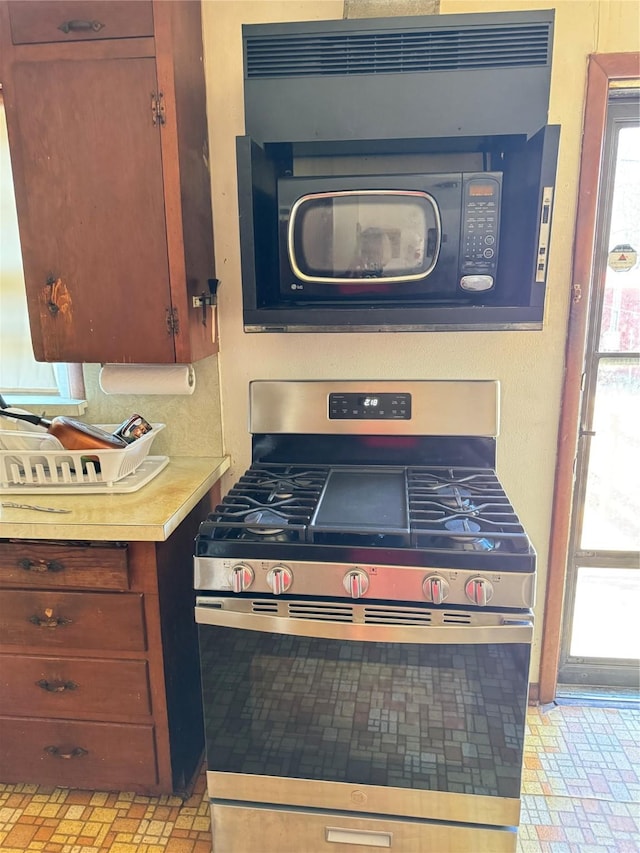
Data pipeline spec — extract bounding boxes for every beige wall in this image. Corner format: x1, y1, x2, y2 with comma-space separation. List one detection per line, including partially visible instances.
81, 357, 223, 460
201, 0, 639, 679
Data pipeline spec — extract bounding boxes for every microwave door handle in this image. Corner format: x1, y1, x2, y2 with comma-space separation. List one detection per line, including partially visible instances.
194, 604, 533, 645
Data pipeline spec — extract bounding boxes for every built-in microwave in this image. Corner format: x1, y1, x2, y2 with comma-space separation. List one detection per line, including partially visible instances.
237, 10, 558, 332
236, 128, 560, 333
278, 173, 502, 303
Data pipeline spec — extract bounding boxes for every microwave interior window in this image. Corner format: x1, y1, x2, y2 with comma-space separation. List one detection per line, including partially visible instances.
289, 191, 440, 283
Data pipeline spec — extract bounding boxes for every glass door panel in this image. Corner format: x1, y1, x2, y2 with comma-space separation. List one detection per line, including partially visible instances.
558, 93, 640, 693
581, 358, 640, 551
570, 567, 640, 659
598, 126, 640, 354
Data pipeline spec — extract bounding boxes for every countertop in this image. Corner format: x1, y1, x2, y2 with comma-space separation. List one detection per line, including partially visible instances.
0, 456, 229, 542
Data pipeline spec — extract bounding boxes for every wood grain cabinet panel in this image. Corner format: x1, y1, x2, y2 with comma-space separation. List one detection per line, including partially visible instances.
7, 56, 173, 364
0, 590, 146, 651
0, 486, 219, 795
0, 654, 152, 718
0, 541, 129, 590
0, 717, 157, 789
1, 0, 217, 364
8, 1, 154, 44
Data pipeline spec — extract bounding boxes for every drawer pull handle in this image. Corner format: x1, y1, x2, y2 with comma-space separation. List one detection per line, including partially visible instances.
19, 558, 64, 574
45, 745, 88, 760
29, 608, 72, 629
36, 678, 78, 693
58, 19, 105, 34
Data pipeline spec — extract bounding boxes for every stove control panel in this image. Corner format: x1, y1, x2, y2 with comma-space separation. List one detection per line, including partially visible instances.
195, 558, 535, 609
329, 392, 411, 420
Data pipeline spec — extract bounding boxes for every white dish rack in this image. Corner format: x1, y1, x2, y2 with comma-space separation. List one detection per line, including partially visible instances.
0, 424, 166, 489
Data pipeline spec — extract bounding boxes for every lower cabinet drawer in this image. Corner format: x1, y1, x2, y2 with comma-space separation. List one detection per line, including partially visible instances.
0, 654, 151, 718
0, 717, 158, 790
0, 541, 129, 590
0, 590, 146, 650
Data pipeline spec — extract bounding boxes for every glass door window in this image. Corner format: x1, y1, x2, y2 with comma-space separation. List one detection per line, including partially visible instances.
558, 95, 640, 692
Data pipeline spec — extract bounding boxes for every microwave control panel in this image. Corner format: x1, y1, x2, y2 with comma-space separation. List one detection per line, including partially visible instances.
459, 174, 502, 292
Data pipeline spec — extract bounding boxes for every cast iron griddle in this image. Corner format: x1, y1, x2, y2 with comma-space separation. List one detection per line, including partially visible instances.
310, 468, 409, 535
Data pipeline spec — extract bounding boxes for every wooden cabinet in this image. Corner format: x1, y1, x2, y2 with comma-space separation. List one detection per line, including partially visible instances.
0, 0, 217, 364
0, 489, 218, 796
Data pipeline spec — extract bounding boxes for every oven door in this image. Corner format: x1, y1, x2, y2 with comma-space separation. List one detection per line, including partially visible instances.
195, 597, 532, 829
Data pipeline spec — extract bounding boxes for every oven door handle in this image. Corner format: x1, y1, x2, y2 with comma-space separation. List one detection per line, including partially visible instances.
195, 604, 534, 645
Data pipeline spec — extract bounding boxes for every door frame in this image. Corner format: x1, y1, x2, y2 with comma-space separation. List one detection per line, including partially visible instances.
538, 52, 640, 705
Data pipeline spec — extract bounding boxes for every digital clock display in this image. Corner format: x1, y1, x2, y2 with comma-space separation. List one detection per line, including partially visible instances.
329, 392, 411, 420
469, 183, 496, 197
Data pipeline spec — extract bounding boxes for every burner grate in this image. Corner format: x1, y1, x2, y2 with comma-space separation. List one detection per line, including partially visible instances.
407, 467, 529, 553
202, 463, 530, 553
203, 464, 329, 541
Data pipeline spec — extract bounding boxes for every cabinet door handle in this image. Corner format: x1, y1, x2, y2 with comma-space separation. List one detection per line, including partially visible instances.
29, 608, 72, 629
36, 678, 78, 693
18, 557, 65, 574
45, 745, 88, 760
58, 19, 104, 34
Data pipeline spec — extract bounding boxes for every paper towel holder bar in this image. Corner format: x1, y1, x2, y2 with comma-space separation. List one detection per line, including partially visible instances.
98, 363, 196, 395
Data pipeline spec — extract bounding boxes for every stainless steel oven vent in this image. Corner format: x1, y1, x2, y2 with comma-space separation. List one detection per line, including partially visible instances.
442, 612, 473, 625
242, 9, 554, 143
251, 601, 279, 614
288, 603, 355, 621
363, 606, 432, 625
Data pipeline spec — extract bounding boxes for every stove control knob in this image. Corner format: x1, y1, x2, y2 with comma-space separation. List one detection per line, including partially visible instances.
344, 570, 369, 599
465, 577, 494, 606
267, 565, 293, 595
230, 563, 254, 593
423, 575, 449, 605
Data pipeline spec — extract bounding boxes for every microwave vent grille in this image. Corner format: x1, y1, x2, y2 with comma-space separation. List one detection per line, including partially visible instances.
246, 22, 551, 79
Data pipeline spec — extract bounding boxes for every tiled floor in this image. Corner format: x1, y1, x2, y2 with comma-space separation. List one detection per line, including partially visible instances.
0, 772, 211, 853
0, 704, 638, 852
518, 702, 640, 852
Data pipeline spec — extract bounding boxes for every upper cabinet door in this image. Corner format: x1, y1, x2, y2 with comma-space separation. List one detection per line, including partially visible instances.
7, 56, 175, 363
1, 0, 217, 365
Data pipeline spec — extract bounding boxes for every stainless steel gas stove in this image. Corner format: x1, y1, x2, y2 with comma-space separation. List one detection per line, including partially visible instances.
195, 380, 535, 853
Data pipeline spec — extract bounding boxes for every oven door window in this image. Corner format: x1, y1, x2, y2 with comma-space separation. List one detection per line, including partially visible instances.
199, 626, 529, 799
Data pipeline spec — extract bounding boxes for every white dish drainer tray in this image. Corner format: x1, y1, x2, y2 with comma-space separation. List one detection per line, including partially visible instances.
0, 423, 166, 490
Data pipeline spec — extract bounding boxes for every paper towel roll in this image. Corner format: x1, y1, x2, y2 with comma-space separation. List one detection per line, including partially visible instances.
99, 364, 196, 395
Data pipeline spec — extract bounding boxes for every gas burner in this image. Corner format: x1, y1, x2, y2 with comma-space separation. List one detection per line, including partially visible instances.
241, 527, 295, 543
243, 508, 291, 535
460, 536, 498, 552
445, 518, 481, 535
444, 518, 497, 551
